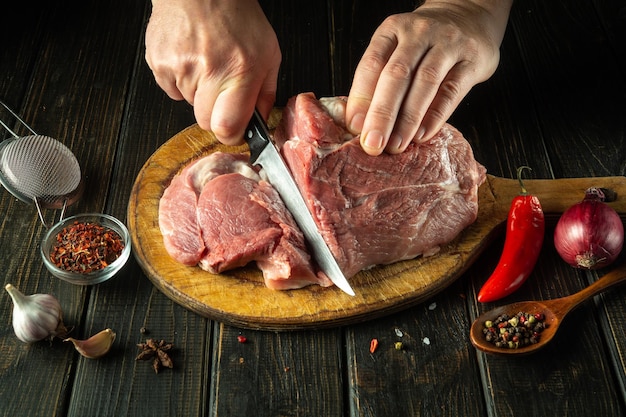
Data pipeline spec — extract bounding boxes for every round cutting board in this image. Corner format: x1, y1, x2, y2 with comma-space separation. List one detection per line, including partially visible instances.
127, 112, 626, 330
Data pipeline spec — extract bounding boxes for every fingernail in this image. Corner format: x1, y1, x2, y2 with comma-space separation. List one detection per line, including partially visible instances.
416, 127, 426, 142
386, 133, 403, 152
362, 130, 384, 150
349, 113, 365, 133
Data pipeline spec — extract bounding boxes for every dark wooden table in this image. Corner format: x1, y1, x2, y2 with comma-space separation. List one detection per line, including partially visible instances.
2, 1, 626, 416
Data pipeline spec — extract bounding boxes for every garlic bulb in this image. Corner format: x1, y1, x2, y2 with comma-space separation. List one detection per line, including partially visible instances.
4, 283, 68, 343
65, 328, 116, 359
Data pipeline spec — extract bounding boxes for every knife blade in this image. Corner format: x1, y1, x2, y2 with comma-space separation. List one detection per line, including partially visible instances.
244, 109, 355, 296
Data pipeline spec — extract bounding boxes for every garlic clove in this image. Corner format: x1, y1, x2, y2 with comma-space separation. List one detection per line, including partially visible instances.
4, 283, 68, 343
65, 328, 116, 359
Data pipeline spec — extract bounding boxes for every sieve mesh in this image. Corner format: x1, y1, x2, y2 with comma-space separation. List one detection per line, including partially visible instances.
0, 135, 82, 206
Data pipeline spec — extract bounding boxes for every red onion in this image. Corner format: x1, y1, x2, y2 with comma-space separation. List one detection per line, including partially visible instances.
554, 188, 624, 269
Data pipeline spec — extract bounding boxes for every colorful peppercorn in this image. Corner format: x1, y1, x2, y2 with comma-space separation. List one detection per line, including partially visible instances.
482, 311, 547, 349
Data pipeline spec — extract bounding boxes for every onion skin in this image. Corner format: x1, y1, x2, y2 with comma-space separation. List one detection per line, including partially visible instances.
554, 191, 624, 269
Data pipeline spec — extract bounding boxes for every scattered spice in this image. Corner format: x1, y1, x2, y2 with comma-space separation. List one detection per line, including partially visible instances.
369, 338, 379, 354
50, 221, 125, 273
394, 341, 404, 351
237, 335, 247, 344
136, 338, 174, 373
482, 312, 547, 349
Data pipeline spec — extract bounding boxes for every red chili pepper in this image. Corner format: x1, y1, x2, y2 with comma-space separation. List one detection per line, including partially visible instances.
369, 338, 379, 354
477, 167, 545, 303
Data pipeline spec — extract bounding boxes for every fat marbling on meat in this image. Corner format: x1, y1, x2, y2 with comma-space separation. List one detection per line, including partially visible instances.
159, 92, 486, 290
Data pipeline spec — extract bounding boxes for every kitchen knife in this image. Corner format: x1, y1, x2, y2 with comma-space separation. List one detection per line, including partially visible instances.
244, 109, 355, 296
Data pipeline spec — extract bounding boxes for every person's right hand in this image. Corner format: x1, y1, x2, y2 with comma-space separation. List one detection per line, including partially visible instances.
145, 0, 282, 145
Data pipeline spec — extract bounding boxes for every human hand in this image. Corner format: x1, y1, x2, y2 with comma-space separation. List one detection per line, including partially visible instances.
346, 0, 513, 156
145, 0, 281, 145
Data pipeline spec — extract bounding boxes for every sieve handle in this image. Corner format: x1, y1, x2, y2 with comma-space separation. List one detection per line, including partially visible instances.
0, 99, 37, 138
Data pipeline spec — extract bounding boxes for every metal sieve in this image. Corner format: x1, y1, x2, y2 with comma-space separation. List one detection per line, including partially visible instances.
0, 100, 84, 226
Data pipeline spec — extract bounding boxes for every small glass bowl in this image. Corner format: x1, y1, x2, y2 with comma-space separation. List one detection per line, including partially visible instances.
40, 213, 132, 285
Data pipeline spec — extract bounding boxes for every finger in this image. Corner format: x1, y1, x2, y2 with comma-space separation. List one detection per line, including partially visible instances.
208, 81, 265, 146
346, 32, 397, 137
384, 48, 458, 153
359, 42, 432, 156
416, 61, 473, 144
254, 65, 280, 122
147, 55, 186, 101
191, 78, 219, 133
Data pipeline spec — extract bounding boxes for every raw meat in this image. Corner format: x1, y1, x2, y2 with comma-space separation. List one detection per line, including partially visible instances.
159, 92, 486, 290
277, 93, 487, 278
159, 151, 331, 289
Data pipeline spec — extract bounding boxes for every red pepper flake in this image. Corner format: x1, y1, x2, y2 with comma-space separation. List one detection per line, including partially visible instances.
237, 335, 247, 344
369, 338, 379, 354
50, 221, 124, 273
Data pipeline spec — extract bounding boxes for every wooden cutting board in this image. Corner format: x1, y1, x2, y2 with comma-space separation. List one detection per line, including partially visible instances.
127, 114, 626, 330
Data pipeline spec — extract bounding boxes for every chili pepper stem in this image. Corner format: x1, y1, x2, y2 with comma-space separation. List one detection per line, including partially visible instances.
517, 166, 532, 195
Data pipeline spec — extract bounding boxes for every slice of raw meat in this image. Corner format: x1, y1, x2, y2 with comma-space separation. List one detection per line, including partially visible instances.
159, 151, 331, 289
277, 93, 487, 278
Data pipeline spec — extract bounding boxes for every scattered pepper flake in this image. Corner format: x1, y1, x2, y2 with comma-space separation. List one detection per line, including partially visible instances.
50, 221, 124, 273
369, 338, 379, 353
237, 335, 247, 344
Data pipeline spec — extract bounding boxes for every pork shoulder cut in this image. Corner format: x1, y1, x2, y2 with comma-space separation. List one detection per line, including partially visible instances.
159, 92, 486, 290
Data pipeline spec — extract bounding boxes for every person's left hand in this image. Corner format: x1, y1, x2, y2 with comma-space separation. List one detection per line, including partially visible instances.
346, 0, 513, 156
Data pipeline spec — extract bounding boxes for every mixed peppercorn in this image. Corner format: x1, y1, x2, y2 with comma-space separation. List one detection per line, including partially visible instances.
50, 221, 125, 273
482, 312, 547, 349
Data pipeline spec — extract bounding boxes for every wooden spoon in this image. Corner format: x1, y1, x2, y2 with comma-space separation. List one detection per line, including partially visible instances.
470, 262, 626, 355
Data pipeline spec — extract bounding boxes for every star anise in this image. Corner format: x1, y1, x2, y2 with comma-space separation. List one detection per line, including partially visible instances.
136, 338, 174, 374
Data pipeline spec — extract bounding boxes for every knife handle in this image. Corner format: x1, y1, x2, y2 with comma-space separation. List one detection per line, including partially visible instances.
244, 109, 271, 164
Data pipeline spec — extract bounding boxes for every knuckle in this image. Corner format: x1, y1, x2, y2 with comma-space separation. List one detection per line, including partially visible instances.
397, 110, 422, 130
425, 105, 448, 125
384, 60, 413, 81
358, 51, 388, 75
368, 104, 396, 124
438, 78, 463, 101
416, 63, 444, 85
380, 13, 406, 30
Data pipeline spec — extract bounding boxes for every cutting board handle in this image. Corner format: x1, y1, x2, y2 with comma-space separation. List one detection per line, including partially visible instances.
485, 175, 626, 215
